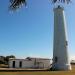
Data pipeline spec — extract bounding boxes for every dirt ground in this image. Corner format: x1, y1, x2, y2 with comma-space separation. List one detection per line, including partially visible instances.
0, 65, 75, 75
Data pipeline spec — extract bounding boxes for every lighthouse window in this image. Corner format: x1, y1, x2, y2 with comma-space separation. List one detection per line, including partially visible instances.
55, 56, 58, 63
66, 41, 68, 46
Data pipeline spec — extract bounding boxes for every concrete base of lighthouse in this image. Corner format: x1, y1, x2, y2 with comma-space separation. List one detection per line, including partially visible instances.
52, 6, 71, 71
52, 63, 71, 70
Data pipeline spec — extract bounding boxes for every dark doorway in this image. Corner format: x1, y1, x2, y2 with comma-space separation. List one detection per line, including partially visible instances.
55, 56, 58, 63
12, 61, 15, 68
19, 61, 22, 68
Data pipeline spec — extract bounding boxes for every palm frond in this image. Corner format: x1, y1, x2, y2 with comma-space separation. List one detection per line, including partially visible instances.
9, 0, 27, 10
51, 0, 71, 4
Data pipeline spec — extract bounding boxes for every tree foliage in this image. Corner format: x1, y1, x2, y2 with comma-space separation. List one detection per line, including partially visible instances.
51, 0, 71, 4
0, 55, 16, 65
9, 0, 27, 10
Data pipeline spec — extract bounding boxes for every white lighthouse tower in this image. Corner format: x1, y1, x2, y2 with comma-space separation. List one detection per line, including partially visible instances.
52, 0, 71, 70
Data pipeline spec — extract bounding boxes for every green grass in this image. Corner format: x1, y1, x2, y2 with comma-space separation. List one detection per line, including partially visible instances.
0, 71, 74, 75
0, 65, 75, 75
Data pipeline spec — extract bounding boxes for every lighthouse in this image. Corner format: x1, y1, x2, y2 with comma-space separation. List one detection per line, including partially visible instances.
52, 0, 72, 70
52, 6, 71, 70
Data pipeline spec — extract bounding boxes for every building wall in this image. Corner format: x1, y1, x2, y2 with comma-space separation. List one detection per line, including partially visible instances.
9, 58, 51, 69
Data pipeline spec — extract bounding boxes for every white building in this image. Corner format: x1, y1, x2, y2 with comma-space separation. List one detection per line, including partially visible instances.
9, 57, 52, 69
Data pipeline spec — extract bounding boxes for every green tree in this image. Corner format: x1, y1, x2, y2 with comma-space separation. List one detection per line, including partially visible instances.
5, 55, 16, 64
0, 56, 6, 64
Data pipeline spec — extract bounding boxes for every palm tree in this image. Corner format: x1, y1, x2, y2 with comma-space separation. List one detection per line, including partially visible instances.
9, 0, 71, 11
9, 0, 27, 10
52, 0, 71, 4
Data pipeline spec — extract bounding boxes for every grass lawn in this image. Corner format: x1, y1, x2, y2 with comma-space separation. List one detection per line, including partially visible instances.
0, 65, 75, 75
1, 71, 75, 75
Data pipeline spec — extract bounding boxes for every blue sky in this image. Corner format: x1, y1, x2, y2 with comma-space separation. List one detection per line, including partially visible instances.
0, 0, 75, 59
